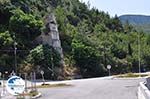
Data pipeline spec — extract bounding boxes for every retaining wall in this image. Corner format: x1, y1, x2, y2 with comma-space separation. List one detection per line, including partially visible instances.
138, 82, 150, 99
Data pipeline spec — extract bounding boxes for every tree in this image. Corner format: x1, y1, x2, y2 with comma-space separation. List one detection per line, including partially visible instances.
72, 38, 106, 77
55, 6, 67, 33
27, 45, 60, 67
9, 9, 43, 41
94, 24, 107, 33
23, 44, 61, 79
0, 31, 13, 48
124, 20, 133, 33
106, 15, 123, 32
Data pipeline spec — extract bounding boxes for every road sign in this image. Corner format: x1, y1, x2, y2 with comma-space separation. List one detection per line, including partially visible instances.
40, 70, 44, 75
107, 65, 111, 69
6, 76, 25, 95
107, 65, 111, 76
40, 70, 45, 84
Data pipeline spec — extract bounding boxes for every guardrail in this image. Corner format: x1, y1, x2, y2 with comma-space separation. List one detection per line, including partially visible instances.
138, 82, 150, 99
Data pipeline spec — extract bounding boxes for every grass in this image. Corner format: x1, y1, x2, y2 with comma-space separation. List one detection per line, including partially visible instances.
29, 90, 39, 96
17, 90, 39, 98
116, 73, 149, 78
16, 97, 25, 99
16, 83, 72, 98
36, 83, 72, 88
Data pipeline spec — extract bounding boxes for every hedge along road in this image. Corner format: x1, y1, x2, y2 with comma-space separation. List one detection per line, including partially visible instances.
37, 77, 145, 99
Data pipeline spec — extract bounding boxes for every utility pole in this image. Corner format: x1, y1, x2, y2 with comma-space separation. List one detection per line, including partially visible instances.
24, 73, 27, 93
30, 72, 33, 91
138, 32, 141, 76
33, 72, 37, 91
14, 42, 17, 75
51, 56, 54, 79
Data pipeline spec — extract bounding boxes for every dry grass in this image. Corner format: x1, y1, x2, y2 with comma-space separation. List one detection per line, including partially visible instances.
36, 83, 72, 88
116, 73, 149, 78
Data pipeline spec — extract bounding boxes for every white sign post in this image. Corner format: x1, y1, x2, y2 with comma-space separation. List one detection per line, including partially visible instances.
40, 70, 45, 85
6, 76, 25, 96
0, 72, 2, 78
107, 65, 111, 76
1, 74, 6, 97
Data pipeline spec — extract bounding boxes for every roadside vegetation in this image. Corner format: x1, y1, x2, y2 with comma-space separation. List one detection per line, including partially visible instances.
0, 0, 150, 79
37, 83, 72, 88
116, 73, 149, 78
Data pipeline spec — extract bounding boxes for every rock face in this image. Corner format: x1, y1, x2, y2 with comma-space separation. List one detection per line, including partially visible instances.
36, 14, 64, 66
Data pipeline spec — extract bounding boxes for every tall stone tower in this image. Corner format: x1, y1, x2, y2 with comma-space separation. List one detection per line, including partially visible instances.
36, 14, 64, 66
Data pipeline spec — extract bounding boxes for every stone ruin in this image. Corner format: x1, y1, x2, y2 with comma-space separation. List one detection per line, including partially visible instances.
36, 14, 65, 79
36, 14, 64, 65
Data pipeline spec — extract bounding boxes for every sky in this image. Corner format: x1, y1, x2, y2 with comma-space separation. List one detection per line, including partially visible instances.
80, 0, 150, 17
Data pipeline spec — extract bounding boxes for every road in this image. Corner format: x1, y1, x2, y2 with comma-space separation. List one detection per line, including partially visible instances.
0, 77, 145, 99
38, 77, 145, 99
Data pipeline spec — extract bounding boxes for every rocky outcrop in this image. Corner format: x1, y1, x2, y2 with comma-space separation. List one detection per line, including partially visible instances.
36, 14, 64, 66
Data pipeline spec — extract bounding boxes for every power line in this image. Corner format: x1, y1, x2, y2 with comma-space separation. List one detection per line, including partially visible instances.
0, 49, 30, 52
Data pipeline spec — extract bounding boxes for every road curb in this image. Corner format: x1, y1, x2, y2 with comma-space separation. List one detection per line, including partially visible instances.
31, 92, 42, 99
36, 76, 114, 85
138, 82, 150, 99
113, 77, 142, 80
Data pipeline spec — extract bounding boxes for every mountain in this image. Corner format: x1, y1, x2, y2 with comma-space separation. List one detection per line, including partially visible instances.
119, 15, 150, 25
1, 0, 150, 79
119, 15, 150, 33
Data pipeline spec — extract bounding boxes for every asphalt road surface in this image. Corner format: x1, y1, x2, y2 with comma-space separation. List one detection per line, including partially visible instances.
38, 77, 145, 99
0, 77, 145, 99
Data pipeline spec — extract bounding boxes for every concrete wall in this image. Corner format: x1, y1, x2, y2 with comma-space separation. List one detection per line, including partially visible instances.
36, 14, 65, 66
138, 82, 150, 99
146, 77, 150, 89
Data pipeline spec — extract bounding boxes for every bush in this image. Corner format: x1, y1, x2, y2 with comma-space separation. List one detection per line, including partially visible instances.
9, 9, 43, 40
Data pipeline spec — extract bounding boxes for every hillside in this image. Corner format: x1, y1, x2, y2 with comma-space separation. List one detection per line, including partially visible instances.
0, 0, 150, 80
119, 15, 150, 33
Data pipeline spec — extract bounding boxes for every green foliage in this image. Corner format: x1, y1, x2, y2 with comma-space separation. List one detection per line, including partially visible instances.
0, 0, 12, 31
94, 24, 107, 33
116, 73, 148, 78
0, 54, 14, 73
77, 19, 92, 34
9, 9, 43, 40
0, 31, 13, 48
60, 24, 77, 53
72, 36, 106, 77
23, 44, 61, 79
123, 21, 133, 33
0, 0, 150, 79
55, 6, 67, 32
27, 44, 61, 68
120, 15, 150, 33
